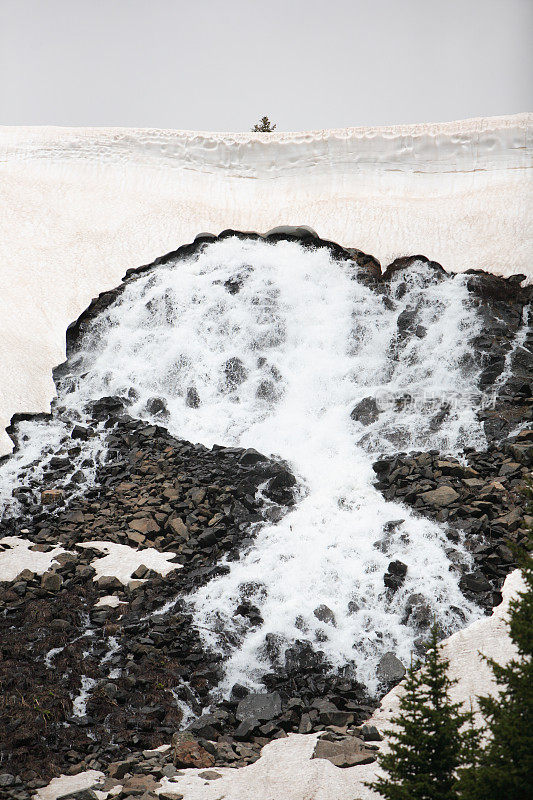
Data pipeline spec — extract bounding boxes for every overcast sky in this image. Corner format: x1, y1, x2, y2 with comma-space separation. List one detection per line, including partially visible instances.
1, 0, 531, 131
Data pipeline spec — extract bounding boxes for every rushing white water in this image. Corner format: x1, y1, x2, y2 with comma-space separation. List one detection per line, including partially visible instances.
1, 237, 494, 692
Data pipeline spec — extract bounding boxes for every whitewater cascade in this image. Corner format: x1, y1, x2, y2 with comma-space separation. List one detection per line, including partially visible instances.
1, 236, 500, 694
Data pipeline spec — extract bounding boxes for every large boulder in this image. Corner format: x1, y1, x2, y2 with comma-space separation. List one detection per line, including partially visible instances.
236, 692, 282, 722
420, 486, 459, 507
312, 733, 377, 768
171, 732, 215, 769
350, 397, 380, 425
377, 652, 406, 683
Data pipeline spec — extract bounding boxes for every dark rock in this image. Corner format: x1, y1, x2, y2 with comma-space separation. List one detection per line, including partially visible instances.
41, 572, 63, 591
236, 692, 282, 722
234, 718, 261, 739
230, 684, 250, 702
377, 652, 406, 683
185, 387, 200, 408
384, 560, 407, 591
312, 734, 376, 768
312, 699, 353, 727
459, 572, 493, 593
146, 397, 168, 417
313, 605, 336, 626
224, 357, 247, 389
197, 770, 222, 780
350, 397, 380, 426
360, 724, 383, 742
71, 425, 90, 440
265, 225, 318, 240
403, 593, 432, 630
107, 760, 137, 780
186, 715, 219, 740
239, 448, 268, 466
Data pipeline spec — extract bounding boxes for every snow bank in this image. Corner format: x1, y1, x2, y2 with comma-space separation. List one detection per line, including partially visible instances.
77, 541, 180, 584
0, 114, 531, 455
34, 770, 104, 800
0, 535, 66, 582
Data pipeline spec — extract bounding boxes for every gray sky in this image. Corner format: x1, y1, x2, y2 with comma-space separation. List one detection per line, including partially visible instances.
1, 0, 531, 131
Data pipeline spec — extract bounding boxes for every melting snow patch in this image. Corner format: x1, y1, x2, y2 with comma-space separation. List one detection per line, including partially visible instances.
0, 536, 67, 582
77, 541, 180, 584
95, 594, 125, 608
34, 770, 105, 800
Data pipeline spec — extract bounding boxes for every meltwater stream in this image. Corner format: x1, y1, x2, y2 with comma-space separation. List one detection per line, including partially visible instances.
2, 237, 490, 693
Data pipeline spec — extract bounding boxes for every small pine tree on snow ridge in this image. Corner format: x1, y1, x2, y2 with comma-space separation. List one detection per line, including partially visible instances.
251, 116, 276, 132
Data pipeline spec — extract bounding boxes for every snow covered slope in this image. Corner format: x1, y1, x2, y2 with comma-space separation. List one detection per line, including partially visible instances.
0, 114, 531, 454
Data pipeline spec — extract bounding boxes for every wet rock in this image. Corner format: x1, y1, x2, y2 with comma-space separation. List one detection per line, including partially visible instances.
224, 357, 247, 389
460, 572, 493, 594
350, 397, 380, 426
313, 605, 336, 626
377, 652, 406, 684
71, 425, 90, 440
230, 683, 250, 702
403, 593, 432, 630
396, 308, 418, 335
384, 560, 407, 591
146, 397, 168, 417
264, 469, 296, 504
239, 448, 268, 466
185, 387, 200, 408
236, 692, 282, 722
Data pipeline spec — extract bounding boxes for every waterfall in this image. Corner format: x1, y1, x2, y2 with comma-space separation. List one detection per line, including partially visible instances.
1, 236, 491, 693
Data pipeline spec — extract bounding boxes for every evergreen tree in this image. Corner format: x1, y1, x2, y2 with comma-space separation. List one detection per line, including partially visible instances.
367, 625, 472, 800
458, 527, 533, 799
455, 702, 482, 797
251, 116, 276, 132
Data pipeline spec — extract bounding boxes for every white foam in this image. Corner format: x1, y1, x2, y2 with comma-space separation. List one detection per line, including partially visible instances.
71, 675, 97, 718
